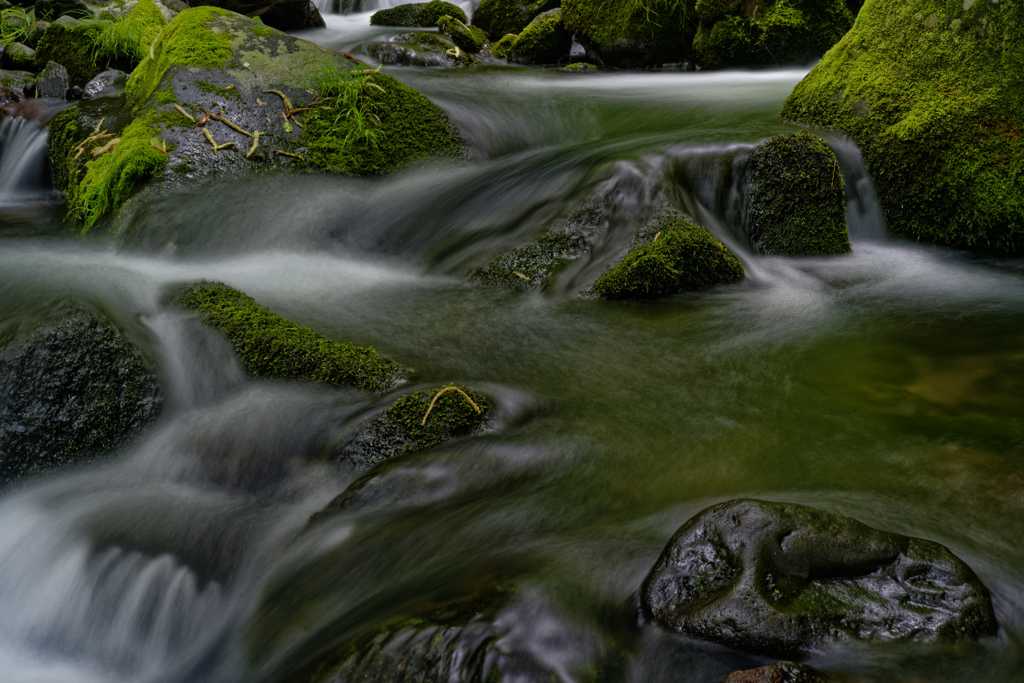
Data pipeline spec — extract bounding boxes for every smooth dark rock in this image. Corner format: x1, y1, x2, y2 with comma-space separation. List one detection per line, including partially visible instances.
83, 68, 129, 99
189, 0, 324, 30
34, 0, 89, 20
0, 304, 164, 483
641, 499, 997, 657
721, 661, 830, 683
35, 60, 69, 99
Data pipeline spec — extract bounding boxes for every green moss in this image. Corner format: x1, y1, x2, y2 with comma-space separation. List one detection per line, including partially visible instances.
508, 9, 570, 64
472, 0, 555, 38
176, 282, 403, 393
35, 22, 102, 85
436, 14, 486, 53
592, 215, 744, 299
370, 1, 467, 26
745, 132, 850, 256
251, 22, 272, 37
562, 62, 597, 72
46, 107, 82, 195
781, 0, 1024, 252
490, 32, 517, 58
303, 68, 464, 176
124, 6, 235, 108
472, 227, 586, 289
561, 0, 694, 67
693, 0, 851, 69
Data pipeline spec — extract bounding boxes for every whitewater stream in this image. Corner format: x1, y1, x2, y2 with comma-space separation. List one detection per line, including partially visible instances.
0, 13, 1023, 683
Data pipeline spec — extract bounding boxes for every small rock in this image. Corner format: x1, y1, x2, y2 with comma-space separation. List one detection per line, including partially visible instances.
83, 68, 128, 99
721, 661, 830, 683
4, 43, 36, 70
35, 60, 69, 99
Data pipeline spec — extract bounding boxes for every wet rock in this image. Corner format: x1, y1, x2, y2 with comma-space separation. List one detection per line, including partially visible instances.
369, 0, 467, 27
746, 132, 850, 256
35, 60, 69, 98
363, 31, 478, 68
472, 0, 557, 39
592, 212, 744, 299
34, 0, 89, 20
781, 0, 1024, 252
437, 13, 486, 53
0, 303, 164, 483
0, 69, 34, 106
641, 499, 998, 657
82, 68, 127, 99
720, 661, 830, 683
507, 8, 570, 65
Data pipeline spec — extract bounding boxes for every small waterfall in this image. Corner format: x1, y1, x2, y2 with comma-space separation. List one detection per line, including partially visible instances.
827, 135, 889, 242
0, 116, 51, 206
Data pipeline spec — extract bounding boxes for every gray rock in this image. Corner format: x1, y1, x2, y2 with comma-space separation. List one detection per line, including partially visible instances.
0, 304, 164, 483
34, 0, 89, 20
83, 68, 128, 99
34, 60, 68, 98
641, 499, 997, 657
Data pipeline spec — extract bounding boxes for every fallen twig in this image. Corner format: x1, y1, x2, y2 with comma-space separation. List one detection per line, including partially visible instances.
421, 386, 482, 426
246, 131, 261, 158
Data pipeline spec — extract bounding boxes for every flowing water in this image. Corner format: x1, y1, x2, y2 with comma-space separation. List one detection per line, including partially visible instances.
1, 21, 1023, 683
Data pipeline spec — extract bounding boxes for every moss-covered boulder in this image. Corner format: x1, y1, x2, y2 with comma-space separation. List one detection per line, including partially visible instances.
0, 303, 163, 483
369, 0, 466, 26
361, 31, 478, 68
592, 214, 744, 299
507, 8, 570, 64
47, 6, 463, 230
490, 31, 516, 59
780, 0, 1024, 252
4, 42, 36, 70
641, 499, 998, 656
176, 282, 404, 393
692, 0, 852, 70
561, 0, 693, 68
331, 383, 489, 471
0, 68, 33, 105
188, 0, 325, 30
436, 13, 486, 53
746, 132, 850, 256
472, 0, 556, 39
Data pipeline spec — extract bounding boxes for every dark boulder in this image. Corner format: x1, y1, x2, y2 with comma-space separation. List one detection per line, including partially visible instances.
3, 42, 36, 70
721, 661, 830, 683
0, 304, 164, 483
641, 499, 997, 657
472, 0, 557, 39
746, 132, 850, 256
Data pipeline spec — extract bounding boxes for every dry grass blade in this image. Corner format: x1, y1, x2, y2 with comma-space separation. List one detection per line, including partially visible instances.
421, 387, 482, 426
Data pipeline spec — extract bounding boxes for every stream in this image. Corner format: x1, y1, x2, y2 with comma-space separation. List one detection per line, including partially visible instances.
1, 12, 1023, 683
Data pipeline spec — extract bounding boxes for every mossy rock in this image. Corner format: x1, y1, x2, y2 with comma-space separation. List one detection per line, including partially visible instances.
0, 302, 163, 484
562, 62, 597, 72
507, 8, 570, 65
780, 0, 1024, 253
592, 214, 744, 299
4, 42, 36, 69
489, 31, 516, 59
363, 30, 478, 68
176, 282, 404, 393
188, 0, 325, 31
436, 13, 486, 53
370, 0, 466, 26
692, 0, 852, 70
471, 0, 556, 39
746, 132, 850, 256
561, 0, 694, 68
46, 6, 464, 230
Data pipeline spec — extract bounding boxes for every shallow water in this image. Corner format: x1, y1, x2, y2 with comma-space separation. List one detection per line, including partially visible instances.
0, 25, 1023, 683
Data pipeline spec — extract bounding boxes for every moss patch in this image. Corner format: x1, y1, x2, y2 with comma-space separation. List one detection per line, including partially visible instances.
508, 9, 570, 64
780, 0, 1024, 252
746, 131, 850, 256
592, 214, 744, 299
490, 32, 517, 58
176, 282, 403, 393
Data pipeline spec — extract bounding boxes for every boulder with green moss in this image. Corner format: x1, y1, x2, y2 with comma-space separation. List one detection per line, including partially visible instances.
436, 13, 486, 53
47, 6, 464, 231
781, 0, 1024, 252
592, 214, 744, 299
188, 0, 325, 30
0, 68, 34, 105
692, 0, 852, 70
746, 132, 850, 256
507, 8, 569, 64
561, 0, 693, 68
0, 303, 163, 484
471, 0, 556, 39
4, 42, 36, 70
361, 31, 478, 68
489, 31, 516, 58
176, 282, 404, 393
369, 0, 466, 26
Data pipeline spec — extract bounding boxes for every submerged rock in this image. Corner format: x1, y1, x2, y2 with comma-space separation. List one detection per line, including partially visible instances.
780, 0, 1024, 252
369, 0, 467, 27
507, 8, 570, 65
0, 304, 163, 483
176, 282, 404, 393
592, 213, 744, 299
746, 132, 850, 256
641, 499, 997, 657
720, 661, 830, 683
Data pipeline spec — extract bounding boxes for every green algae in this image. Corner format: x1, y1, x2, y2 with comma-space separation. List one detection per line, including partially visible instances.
592, 215, 744, 299
176, 282, 403, 393
780, 0, 1024, 252
746, 131, 850, 256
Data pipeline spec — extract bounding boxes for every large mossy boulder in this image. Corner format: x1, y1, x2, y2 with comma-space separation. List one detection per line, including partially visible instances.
780, 0, 1024, 252
0, 303, 163, 483
188, 0, 325, 30
507, 8, 570, 64
47, 6, 464, 230
692, 0, 853, 70
561, 0, 693, 68
176, 282, 404, 393
472, 0, 556, 39
436, 13, 486, 53
641, 499, 997, 657
369, 0, 466, 27
746, 131, 850, 256
593, 214, 744, 299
